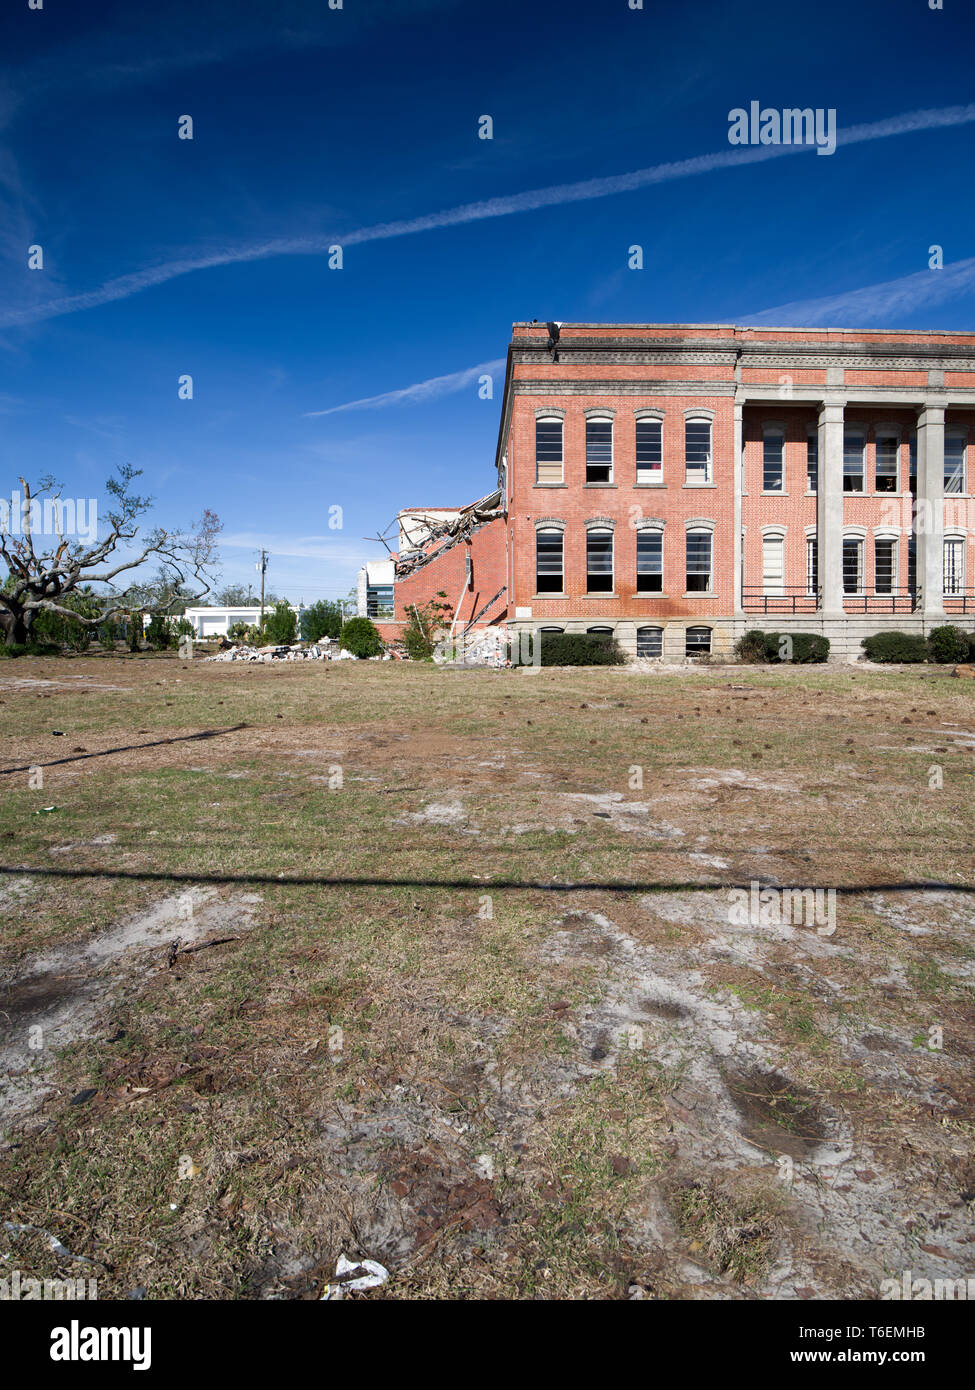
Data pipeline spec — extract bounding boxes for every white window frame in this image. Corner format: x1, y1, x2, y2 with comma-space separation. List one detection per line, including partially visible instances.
535, 415, 564, 485
585, 414, 614, 485
761, 528, 786, 596
535, 523, 565, 593
684, 416, 713, 485
943, 534, 965, 595
843, 427, 865, 493
634, 410, 664, 485
585, 524, 615, 593
874, 428, 900, 494
762, 425, 786, 493
945, 429, 967, 496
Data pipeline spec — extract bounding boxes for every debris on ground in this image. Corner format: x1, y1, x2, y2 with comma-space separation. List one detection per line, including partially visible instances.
321, 1254, 390, 1299
207, 642, 334, 663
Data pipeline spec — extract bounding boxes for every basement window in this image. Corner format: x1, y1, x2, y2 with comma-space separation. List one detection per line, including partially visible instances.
685, 626, 711, 656
636, 626, 663, 658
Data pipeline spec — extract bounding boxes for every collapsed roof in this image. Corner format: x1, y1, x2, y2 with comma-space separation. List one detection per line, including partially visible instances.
394, 487, 504, 578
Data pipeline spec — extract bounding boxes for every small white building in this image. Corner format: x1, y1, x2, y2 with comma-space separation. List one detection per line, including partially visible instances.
182, 605, 302, 639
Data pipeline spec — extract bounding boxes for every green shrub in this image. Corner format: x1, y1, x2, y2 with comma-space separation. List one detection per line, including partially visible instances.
734, 630, 829, 663
967, 632, 975, 663
860, 631, 928, 663
260, 600, 298, 646
300, 600, 344, 643
0, 641, 60, 659
227, 621, 250, 642
339, 616, 384, 659
734, 630, 768, 663
528, 632, 626, 666
927, 624, 970, 664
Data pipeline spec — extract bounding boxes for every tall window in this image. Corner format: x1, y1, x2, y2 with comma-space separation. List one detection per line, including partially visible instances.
586, 418, 613, 483
909, 431, 917, 492
685, 418, 712, 484
945, 430, 967, 495
636, 626, 663, 658
806, 429, 818, 492
875, 434, 899, 492
636, 530, 663, 593
944, 537, 964, 595
535, 528, 564, 593
908, 535, 917, 594
842, 537, 863, 593
843, 428, 865, 492
762, 534, 785, 596
586, 528, 614, 592
763, 428, 785, 491
874, 538, 896, 594
806, 536, 818, 596
686, 529, 712, 592
636, 418, 662, 483
535, 417, 563, 484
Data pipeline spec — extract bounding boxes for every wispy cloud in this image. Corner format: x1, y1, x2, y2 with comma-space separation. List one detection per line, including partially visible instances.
304, 359, 505, 416
745, 255, 975, 327
4, 103, 974, 331
219, 531, 376, 565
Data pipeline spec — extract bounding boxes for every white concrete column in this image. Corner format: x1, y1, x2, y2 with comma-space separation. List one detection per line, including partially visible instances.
817, 398, 845, 614
916, 401, 946, 618
733, 400, 744, 615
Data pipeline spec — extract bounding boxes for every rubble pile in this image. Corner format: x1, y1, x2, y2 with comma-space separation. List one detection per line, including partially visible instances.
206, 642, 334, 663
434, 626, 509, 667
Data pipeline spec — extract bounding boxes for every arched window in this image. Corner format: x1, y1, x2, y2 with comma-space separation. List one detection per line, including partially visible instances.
586, 417, 614, 483
535, 417, 563, 484
535, 528, 564, 593
762, 533, 785, 596
685, 418, 712, 484
586, 528, 614, 592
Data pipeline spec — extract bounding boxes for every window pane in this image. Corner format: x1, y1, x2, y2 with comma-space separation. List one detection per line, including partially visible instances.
763, 431, 784, 491
586, 529, 613, 591
535, 419, 563, 461
806, 536, 818, 595
685, 420, 711, 481
586, 419, 613, 482
636, 419, 662, 481
636, 530, 662, 593
876, 434, 899, 491
945, 433, 966, 494
807, 432, 818, 491
536, 529, 563, 592
944, 538, 963, 594
842, 538, 862, 593
843, 430, 864, 491
875, 538, 895, 593
686, 530, 711, 591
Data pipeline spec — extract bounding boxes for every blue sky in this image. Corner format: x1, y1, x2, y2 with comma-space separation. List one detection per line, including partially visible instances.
2, 0, 974, 603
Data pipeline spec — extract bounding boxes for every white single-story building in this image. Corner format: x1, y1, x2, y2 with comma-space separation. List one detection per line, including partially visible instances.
182, 605, 303, 639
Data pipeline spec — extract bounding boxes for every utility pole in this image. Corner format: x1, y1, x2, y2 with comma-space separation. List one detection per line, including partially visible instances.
257, 550, 268, 628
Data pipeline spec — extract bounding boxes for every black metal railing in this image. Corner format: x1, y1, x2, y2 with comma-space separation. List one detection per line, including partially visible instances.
943, 589, 975, 614
742, 586, 819, 615
841, 588, 919, 614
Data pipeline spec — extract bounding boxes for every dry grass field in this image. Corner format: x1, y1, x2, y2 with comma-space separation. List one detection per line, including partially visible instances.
1, 651, 973, 1299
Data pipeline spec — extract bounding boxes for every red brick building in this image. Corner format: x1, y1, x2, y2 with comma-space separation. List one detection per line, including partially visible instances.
393, 321, 975, 660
